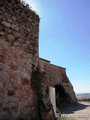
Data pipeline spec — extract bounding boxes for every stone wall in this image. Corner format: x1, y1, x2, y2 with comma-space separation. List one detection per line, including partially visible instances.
39, 58, 77, 105
0, 0, 40, 119
0, 0, 77, 120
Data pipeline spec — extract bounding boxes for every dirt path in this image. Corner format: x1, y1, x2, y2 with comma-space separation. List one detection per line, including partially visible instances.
61, 102, 90, 120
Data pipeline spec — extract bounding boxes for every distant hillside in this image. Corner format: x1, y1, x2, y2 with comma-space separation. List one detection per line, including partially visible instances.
76, 93, 90, 101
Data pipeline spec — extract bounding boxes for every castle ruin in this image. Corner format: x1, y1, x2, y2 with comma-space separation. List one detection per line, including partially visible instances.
0, 0, 77, 120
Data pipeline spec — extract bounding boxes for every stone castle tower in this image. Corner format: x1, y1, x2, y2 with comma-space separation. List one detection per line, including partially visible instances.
0, 0, 77, 120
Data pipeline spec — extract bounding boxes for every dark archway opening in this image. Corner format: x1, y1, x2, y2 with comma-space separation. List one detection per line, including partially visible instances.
55, 85, 72, 112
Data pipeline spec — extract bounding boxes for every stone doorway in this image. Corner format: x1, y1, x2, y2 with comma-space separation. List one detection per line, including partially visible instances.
49, 87, 56, 116
49, 85, 72, 116
55, 85, 71, 112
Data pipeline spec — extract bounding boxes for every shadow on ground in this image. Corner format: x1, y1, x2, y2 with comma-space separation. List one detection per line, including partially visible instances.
62, 102, 90, 114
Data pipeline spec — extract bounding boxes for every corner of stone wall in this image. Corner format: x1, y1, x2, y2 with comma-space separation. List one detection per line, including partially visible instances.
0, 0, 40, 119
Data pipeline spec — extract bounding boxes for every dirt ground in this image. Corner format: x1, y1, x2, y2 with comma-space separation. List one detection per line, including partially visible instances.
61, 101, 90, 120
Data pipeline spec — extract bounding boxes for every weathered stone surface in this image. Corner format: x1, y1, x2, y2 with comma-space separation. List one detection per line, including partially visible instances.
2, 21, 11, 28
39, 58, 77, 111
0, 112, 11, 120
11, 24, 19, 31
0, 0, 40, 119
31, 66, 56, 120
0, 0, 76, 120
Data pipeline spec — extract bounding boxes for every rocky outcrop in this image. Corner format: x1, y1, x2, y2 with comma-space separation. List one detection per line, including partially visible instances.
0, 0, 76, 120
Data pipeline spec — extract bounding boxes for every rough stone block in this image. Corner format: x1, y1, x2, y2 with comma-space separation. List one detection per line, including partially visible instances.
2, 21, 11, 28
11, 24, 19, 31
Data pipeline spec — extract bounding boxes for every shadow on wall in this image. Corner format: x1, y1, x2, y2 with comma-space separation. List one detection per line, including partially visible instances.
55, 85, 72, 112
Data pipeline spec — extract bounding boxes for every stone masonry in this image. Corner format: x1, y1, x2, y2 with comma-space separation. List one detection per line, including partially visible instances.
39, 58, 76, 103
0, 0, 77, 120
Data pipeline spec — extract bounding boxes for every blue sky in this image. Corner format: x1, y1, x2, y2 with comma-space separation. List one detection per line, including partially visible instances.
25, 0, 90, 94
